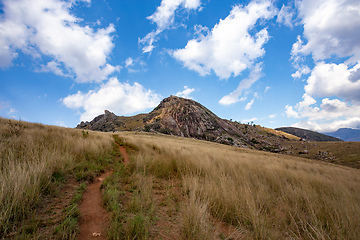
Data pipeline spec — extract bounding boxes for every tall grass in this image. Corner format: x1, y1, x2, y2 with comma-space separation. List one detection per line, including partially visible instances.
0, 118, 114, 234
118, 132, 360, 239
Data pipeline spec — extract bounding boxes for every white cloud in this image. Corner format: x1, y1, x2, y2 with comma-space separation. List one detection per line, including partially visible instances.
244, 99, 254, 110
269, 113, 277, 118
175, 86, 195, 99
242, 117, 258, 123
62, 77, 162, 121
295, 0, 360, 61
125, 58, 134, 68
291, 65, 310, 79
55, 120, 68, 128
286, 0, 360, 131
285, 94, 360, 131
244, 92, 259, 110
0, 0, 119, 82
305, 62, 360, 102
124, 57, 146, 73
219, 63, 263, 105
171, 1, 275, 79
285, 105, 300, 118
276, 4, 295, 27
139, 0, 202, 53
292, 117, 360, 133
36, 61, 70, 77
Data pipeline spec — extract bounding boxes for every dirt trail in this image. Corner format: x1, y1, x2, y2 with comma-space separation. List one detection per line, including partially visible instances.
78, 171, 112, 240
118, 144, 130, 166
78, 144, 130, 239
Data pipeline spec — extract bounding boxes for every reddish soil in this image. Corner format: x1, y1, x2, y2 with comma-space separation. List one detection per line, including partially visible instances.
119, 145, 130, 165
78, 144, 130, 239
78, 171, 113, 240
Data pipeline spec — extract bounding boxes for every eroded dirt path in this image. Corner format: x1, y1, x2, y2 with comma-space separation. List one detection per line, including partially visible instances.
78, 144, 130, 239
78, 171, 112, 240
118, 144, 130, 166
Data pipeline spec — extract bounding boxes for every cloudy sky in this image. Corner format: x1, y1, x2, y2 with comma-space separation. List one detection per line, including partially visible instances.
1, 0, 360, 132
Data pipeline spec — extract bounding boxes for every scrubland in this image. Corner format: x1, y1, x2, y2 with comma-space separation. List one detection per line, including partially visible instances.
115, 132, 360, 239
0, 118, 113, 237
2, 118, 360, 239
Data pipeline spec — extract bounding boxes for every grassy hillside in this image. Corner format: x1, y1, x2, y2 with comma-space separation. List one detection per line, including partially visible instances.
280, 140, 360, 169
2, 118, 360, 239
109, 132, 360, 239
0, 118, 114, 238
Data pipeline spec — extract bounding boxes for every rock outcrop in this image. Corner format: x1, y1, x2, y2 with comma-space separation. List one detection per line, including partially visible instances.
76, 110, 119, 132
76, 96, 299, 149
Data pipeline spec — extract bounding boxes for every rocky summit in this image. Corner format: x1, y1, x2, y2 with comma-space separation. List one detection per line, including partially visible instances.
76, 95, 305, 150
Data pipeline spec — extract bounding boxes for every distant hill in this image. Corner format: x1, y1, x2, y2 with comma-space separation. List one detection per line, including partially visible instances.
324, 128, 360, 142
275, 127, 342, 142
77, 95, 300, 150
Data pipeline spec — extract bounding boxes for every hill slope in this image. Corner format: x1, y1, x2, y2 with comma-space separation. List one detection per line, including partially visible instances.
3, 118, 360, 239
275, 127, 342, 142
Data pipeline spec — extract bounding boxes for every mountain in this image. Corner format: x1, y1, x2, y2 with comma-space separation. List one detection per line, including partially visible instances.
77, 95, 299, 150
275, 127, 343, 142
324, 128, 360, 142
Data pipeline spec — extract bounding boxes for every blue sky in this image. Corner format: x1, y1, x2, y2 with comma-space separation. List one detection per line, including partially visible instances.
1, 0, 360, 132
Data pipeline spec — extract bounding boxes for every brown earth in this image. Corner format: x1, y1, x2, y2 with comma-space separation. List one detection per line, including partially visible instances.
78, 144, 130, 240
118, 145, 130, 166
78, 171, 113, 240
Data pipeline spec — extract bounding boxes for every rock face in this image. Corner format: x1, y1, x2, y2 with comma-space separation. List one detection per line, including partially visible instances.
76, 110, 118, 131
143, 95, 248, 146
76, 95, 300, 149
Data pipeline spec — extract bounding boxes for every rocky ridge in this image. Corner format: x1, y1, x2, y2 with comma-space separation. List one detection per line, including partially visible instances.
77, 96, 301, 150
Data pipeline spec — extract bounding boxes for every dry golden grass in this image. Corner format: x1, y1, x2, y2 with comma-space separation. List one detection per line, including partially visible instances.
0, 118, 114, 234
2, 117, 360, 239
259, 126, 300, 140
281, 141, 360, 169
117, 131, 360, 239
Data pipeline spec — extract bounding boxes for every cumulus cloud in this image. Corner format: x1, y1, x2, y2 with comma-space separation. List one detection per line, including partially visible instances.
305, 62, 360, 102
287, 0, 360, 131
295, 0, 360, 61
171, 1, 275, 79
139, 0, 202, 53
62, 77, 162, 121
0, 0, 119, 82
175, 86, 195, 99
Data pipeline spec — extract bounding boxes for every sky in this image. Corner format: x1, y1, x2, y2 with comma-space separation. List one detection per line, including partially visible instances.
1, 0, 360, 133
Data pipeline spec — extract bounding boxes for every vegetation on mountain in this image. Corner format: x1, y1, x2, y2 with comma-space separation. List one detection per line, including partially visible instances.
76, 96, 360, 168
77, 95, 302, 151
2, 118, 360, 239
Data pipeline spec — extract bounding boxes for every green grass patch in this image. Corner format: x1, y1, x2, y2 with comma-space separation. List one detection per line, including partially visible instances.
54, 182, 86, 239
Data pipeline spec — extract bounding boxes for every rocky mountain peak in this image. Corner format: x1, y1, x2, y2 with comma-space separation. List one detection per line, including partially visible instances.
76, 110, 117, 130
